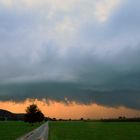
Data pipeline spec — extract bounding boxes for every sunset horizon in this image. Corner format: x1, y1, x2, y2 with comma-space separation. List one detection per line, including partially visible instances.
1, 98, 140, 119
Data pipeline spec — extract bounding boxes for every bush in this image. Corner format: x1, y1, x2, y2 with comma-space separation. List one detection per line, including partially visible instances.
24, 104, 45, 124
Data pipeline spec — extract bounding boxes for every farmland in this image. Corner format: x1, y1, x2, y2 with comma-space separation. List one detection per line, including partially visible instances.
0, 121, 41, 140
1, 121, 140, 140
48, 121, 140, 140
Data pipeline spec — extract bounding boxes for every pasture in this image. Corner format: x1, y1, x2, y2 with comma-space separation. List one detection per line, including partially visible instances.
0, 121, 41, 140
48, 121, 140, 140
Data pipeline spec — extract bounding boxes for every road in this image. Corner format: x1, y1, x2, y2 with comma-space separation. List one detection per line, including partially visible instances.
17, 122, 49, 140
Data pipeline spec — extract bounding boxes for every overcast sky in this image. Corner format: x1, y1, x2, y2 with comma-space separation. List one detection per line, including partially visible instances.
0, 0, 140, 110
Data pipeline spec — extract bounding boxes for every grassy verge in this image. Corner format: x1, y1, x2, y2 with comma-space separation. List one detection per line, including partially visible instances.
0, 121, 41, 140
48, 121, 140, 140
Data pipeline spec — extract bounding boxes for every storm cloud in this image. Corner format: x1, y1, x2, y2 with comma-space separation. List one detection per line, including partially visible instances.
0, 0, 140, 109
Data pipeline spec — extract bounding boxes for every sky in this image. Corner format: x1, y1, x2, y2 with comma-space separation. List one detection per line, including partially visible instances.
0, 0, 140, 118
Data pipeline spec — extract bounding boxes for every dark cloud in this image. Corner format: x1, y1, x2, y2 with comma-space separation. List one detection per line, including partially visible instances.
0, 81, 140, 110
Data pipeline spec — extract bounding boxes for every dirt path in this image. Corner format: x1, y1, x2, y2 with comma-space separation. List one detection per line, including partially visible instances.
17, 122, 49, 140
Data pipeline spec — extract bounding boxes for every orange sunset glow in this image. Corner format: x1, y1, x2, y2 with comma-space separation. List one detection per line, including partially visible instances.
0, 99, 140, 119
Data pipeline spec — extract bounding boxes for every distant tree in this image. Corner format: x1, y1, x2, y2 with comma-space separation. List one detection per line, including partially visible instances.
118, 116, 122, 120
118, 116, 126, 120
24, 104, 44, 124
80, 118, 84, 121
53, 118, 56, 121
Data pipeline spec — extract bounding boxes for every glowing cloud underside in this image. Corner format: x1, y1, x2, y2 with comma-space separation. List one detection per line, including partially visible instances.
0, 99, 140, 119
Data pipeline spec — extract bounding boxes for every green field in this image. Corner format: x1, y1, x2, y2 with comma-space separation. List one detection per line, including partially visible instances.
0, 121, 41, 140
48, 121, 140, 140
1, 121, 140, 140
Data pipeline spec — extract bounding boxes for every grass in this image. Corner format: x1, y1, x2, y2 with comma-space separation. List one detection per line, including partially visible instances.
0, 121, 41, 140
48, 121, 140, 140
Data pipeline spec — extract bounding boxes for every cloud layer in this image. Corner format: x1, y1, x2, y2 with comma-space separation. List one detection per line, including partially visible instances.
0, 0, 140, 109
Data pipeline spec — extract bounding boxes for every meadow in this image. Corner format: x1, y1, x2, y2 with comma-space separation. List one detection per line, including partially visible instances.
1, 121, 140, 140
48, 121, 140, 140
0, 121, 41, 140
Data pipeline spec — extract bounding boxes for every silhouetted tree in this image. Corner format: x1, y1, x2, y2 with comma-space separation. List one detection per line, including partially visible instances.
80, 118, 84, 121
24, 104, 44, 124
52, 118, 57, 121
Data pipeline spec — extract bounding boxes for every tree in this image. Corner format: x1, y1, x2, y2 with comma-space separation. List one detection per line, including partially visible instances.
80, 118, 84, 121
24, 104, 44, 124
